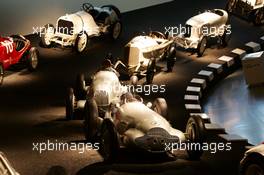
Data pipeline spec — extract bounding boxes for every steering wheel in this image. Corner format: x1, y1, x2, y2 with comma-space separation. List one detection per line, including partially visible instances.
82, 3, 94, 13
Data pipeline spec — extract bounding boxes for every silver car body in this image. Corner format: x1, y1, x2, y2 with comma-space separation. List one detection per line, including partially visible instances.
114, 35, 173, 76
76, 70, 127, 112
47, 7, 119, 47
107, 100, 186, 152
175, 9, 229, 49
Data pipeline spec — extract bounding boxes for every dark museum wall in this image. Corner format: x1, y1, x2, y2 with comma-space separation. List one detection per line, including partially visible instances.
0, 0, 172, 36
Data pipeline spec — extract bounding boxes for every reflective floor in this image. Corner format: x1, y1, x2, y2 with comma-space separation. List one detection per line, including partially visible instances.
204, 69, 264, 145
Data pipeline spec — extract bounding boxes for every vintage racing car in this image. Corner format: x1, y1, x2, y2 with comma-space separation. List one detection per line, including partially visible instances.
226, 0, 264, 25
173, 9, 231, 57
41, 3, 122, 53
0, 35, 39, 85
0, 152, 20, 175
240, 143, 264, 175
114, 31, 177, 84
65, 63, 128, 120
83, 93, 206, 162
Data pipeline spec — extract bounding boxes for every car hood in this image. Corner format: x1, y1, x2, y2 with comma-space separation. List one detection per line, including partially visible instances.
186, 11, 222, 27
118, 101, 171, 132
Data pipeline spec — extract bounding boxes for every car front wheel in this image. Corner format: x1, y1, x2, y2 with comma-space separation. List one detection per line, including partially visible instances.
41, 24, 55, 47
28, 47, 39, 71
99, 118, 119, 163
197, 37, 207, 57
0, 64, 4, 85
146, 59, 156, 84
75, 32, 89, 53
185, 115, 206, 160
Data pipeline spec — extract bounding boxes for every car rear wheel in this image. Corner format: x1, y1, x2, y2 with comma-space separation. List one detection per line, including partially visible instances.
75, 32, 89, 53
197, 37, 207, 57
146, 59, 156, 84
27, 47, 39, 71
153, 98, 168, 120
41, 24, 55, 47
99, 118, 119, 163
65, 88, 75, 120
226, 0, 236, 13
0, 64, 4, 85
241, 154, 264, 175
254, 10, 264, 25
166, 44, 177, 72
83, 98, 101, 142
111, 21, 122, 40
185, 115, 206, 160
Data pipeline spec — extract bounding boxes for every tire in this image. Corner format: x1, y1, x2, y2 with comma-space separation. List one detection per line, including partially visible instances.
197, 37, 207, 57
83, 98, 101, 142
166, 44, 177, 72
0, 64, 4, 86
111, 21, 122, 40
221, 28, 232, 47
41, 24, 55, 47
153, 98, 168, 119
254, 10, 264, 26
65, 88, 75, 120
75, 32, 89, 53
226, 0, 236, 13
241, 154, 264, 175
75, 73, 87, 100
185, 115, 206, 160
146, 59, 156, 84
101, 5, 122, 19
27, 47, 39, 72
99, 118, 119, 163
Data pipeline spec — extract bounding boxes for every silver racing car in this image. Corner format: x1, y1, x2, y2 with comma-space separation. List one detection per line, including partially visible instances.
84, 92, 206, 162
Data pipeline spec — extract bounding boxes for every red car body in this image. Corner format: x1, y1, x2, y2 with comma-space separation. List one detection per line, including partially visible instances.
0, 36, 31, 69
0, 35, 39, 85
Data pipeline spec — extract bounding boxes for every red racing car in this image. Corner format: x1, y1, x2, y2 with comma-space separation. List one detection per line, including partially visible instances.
0, 35, 39, 85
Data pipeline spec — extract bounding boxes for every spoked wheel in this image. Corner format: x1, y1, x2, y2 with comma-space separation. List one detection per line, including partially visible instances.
99, 118, 119, 163
153, 98, 168, 120
65, 88, 75, 120
28, 47, 39, 71
254, 10, 264, 26
0, 64, 4, 85
146, 59, 156, 84
75, 32, 89, 53
41, 24, 55, 47
226, 0, 236, 13
83, 98, 101, 142
197, 37, 207, 57
185, 115, 206, 160
111, 21, 122, 40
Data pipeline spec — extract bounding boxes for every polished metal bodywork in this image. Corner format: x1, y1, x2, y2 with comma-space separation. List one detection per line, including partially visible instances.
175, 9, 229, 49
